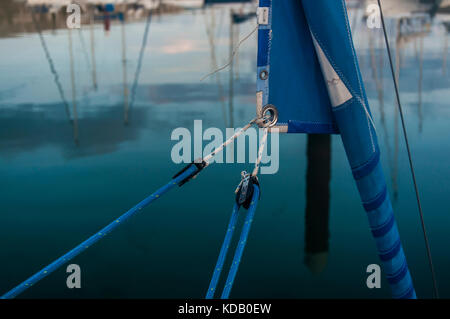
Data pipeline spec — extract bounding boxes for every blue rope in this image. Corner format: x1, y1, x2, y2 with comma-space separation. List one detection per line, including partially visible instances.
221, 185, 259, 299
206, 185, 260, 299
206, 203, 240, 299
1, 165, 198, 299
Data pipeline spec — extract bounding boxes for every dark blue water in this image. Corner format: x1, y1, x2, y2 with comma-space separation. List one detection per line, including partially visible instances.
0, 3, 449, 298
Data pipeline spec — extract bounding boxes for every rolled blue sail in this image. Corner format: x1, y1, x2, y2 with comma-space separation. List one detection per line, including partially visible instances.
257, 0, 416, 298
301, 0, 416, 299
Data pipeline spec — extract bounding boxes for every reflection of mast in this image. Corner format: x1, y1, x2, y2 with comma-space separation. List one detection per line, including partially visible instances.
121, 16, 129, 125
68, 28, 79, 146
51, 11, 56, 34
393, 20, 401, 201
89, 10, 98, 90
304, 134, 331, 275
104, 10, 111, 34
443, 30, 448, 76
418, 32, 424, 133
129, 9, 153, 123
414, 36, 418, 61
234, 17, 240, 81
370, 31, 384, 117
228, 10, 235, 128
77, 28, 93, 88
31, 9, 71, 121
370, 30, 393, 180
204, 7, 228, 126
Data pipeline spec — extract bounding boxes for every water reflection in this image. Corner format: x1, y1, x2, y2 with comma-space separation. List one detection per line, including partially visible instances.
0, 102, 149, 158
128, 10, 152, 124
30, 7, 72, 122
351, 2, 450, 202
204, 6, 227, 125
0, 0, 449, 298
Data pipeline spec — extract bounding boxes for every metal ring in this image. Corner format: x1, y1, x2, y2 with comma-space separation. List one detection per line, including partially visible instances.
259, 70, 268, 80
259, 104, 278, 128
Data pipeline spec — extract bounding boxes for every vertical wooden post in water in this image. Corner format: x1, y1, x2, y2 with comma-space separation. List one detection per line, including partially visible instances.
304, 134, 331, 275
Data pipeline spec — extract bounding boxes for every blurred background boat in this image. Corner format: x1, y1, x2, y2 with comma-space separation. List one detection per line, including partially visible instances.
162, 0, 204, 9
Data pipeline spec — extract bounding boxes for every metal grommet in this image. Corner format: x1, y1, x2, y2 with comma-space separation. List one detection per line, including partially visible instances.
259, 69, 268, 80
259, 104, 278, 128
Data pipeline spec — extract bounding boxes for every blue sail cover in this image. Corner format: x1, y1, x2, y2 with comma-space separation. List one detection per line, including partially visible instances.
257, 0, 416, 298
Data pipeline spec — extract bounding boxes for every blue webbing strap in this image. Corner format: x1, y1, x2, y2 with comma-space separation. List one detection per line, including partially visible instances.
205, 203, 240, 299
1, 165, 198, 299
205, 185, 260, 299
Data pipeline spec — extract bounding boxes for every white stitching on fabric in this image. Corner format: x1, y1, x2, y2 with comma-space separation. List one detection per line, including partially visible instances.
310, 25, 376, 153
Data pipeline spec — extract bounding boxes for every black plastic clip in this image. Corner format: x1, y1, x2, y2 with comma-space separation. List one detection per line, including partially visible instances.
235, 172, 260, 210
173, 160, 207, 187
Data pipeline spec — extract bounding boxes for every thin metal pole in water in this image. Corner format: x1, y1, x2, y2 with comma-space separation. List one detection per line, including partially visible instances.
377, 0, 439, 298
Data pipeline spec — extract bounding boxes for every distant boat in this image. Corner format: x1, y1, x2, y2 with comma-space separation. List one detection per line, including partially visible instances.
26, 0, 70, 5
231, 11, 255, 24
138, 0, 161, 10
83, 0, 156, 6
365, 0, 439, 17
25, 0, 70, 11
440, 0, 450, 10
162, 0, 205, 9
205, 0, 252, 4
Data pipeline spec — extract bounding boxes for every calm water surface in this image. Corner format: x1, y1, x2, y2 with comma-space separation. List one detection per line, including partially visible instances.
0, 2, 449, 298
